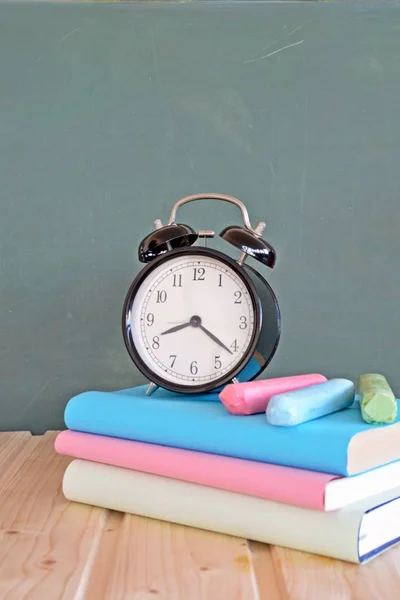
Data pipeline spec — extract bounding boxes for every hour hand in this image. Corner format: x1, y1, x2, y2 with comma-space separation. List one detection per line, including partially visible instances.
160, 322, 191, 335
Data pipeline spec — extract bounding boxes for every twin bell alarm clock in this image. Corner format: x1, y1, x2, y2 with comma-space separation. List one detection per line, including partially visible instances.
122, 193, 281, 396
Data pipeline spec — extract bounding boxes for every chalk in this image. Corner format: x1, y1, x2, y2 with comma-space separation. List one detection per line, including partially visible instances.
266, 378, 355, 426
219, 374, 327, 415
358, 374, 397, 424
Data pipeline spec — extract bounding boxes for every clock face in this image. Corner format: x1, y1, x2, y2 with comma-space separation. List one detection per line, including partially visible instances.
124, 249, 260, 391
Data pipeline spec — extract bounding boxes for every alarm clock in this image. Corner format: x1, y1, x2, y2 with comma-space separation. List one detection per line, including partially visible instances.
122, 193, 281, 396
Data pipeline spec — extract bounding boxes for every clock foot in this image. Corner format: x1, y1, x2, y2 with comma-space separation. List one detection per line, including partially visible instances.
146, 382, 159, 397
232, 377, 240, 384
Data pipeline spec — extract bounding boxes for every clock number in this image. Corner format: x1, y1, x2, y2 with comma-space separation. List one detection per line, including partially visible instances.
193, 267, 205, 281
146, 313, 154, 327
230, 339, 239, 352
234, 291, 242, 304
239, 316, 248, 330
152, 336, 160, 349
190, 361, 198, 375
214, 356, 222, 370
218, 274, 223, 287
172, 274, 182, 287
156, 290, 167, 303
169, 354, 177, 368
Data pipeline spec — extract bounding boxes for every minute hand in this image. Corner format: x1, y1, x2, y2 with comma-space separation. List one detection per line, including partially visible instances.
199, 325, 233, 354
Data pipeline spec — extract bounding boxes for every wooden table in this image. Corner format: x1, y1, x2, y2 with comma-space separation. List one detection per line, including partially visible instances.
0, 432, 398, 599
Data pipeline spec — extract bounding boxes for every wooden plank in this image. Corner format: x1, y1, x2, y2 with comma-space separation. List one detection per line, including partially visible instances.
250, 542, 400, 600
249, 542, 289, 600
0, 432, 34, 488
84, 512, 259, 600
0, 432, 108, 600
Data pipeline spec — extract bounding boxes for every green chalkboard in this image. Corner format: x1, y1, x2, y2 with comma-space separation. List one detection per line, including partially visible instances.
0, 1, 399, 433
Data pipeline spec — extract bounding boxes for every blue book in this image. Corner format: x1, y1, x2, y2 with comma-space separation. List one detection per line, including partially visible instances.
64, 385, 400, 476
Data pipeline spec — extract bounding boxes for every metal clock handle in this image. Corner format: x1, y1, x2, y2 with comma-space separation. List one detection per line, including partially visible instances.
167, 193, 266, 238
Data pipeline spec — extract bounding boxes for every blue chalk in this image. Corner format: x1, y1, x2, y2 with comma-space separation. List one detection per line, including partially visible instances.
266, 378, 355, 426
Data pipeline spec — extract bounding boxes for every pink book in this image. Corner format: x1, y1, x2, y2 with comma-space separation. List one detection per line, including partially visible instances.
56, 430, 400, 511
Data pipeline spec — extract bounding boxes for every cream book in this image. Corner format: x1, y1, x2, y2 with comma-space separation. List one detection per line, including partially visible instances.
63, 459, 400, 564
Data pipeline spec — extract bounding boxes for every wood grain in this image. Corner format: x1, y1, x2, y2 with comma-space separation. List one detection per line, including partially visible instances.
253, 542, 400, 600
0, 432, 108, 600
0, 432, 35, 488
84, 512, 259, 600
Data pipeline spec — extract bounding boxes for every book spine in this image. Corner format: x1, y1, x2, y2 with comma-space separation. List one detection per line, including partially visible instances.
63, 459, 361, 563
55, 430, 331, 511
65, 393, 349, 475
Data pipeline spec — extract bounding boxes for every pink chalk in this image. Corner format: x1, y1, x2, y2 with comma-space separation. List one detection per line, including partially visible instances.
219, 374, 327, 415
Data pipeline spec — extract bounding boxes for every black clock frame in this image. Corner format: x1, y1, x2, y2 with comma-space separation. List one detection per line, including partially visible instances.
122, 246, 279, 394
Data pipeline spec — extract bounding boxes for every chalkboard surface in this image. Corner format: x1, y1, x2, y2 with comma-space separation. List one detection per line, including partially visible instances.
1, 1, 399, 433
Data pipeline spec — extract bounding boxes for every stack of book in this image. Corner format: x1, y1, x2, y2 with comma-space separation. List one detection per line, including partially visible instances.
55, 383, 400, 564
